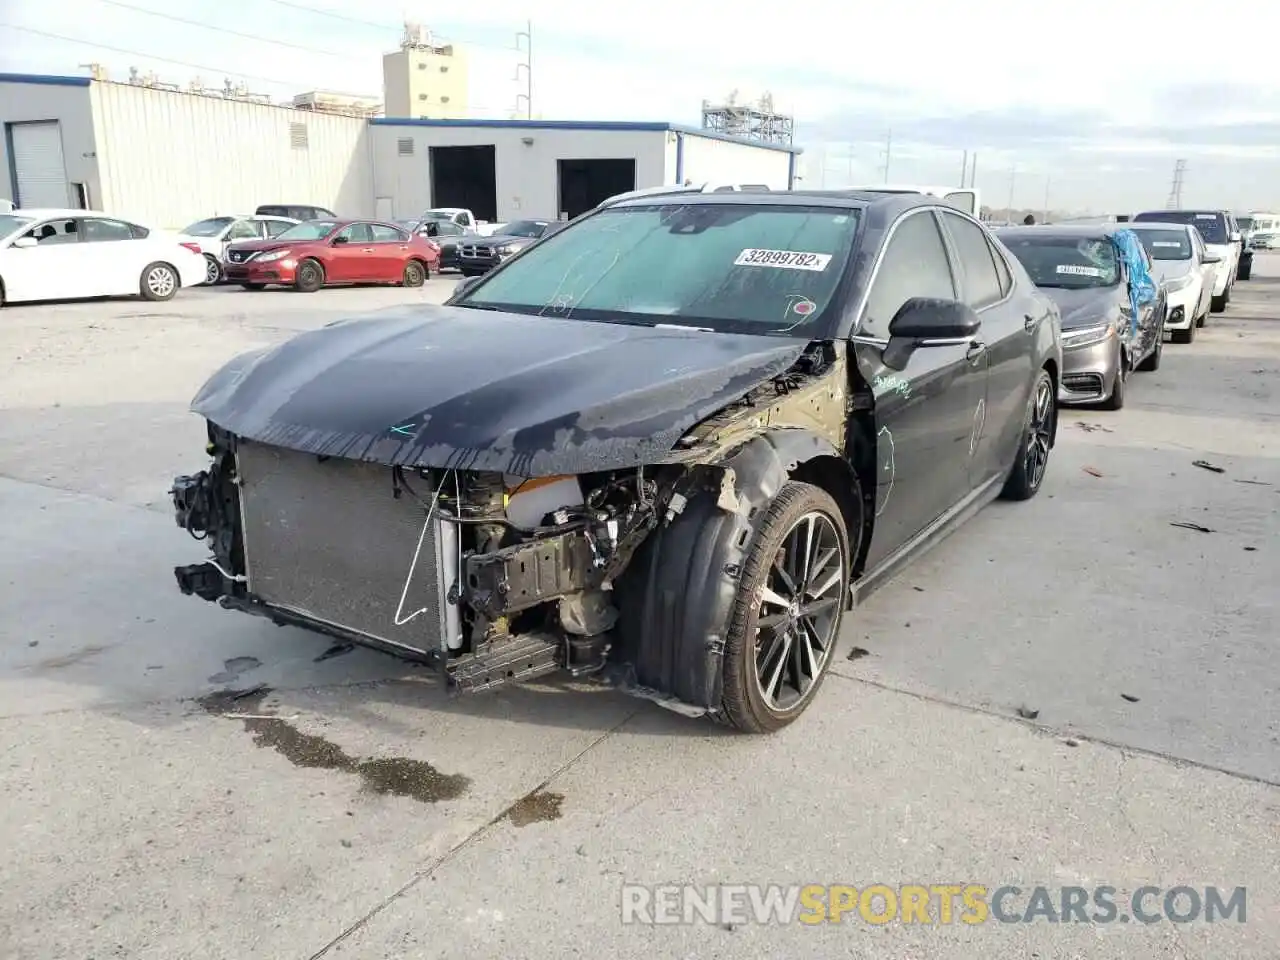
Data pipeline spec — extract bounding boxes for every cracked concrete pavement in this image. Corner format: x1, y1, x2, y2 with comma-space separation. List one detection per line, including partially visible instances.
1, 263, 1277, 958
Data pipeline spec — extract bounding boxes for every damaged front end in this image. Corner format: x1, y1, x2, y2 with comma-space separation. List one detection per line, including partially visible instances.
171, 339, 861, 719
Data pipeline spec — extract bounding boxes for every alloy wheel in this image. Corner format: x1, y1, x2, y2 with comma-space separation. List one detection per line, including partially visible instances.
204, 256, 220, 284
147, 266, 176, 298
1025, 376, 1053, 490
752, 511, 844, 713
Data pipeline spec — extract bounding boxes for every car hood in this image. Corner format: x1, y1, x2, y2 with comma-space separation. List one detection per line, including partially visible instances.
1149, 259, 1193, 283
190, 306, 809, 476
481, 233, 538, 247
226, 238, 293, 254
1039, 286, 1123, 330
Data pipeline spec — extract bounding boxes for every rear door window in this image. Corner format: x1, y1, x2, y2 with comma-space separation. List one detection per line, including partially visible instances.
940, 211, 1004, 309
370, 224, 407, 242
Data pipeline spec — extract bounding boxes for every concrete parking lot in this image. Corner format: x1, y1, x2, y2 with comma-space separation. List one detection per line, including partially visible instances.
2, 264, 1277, 958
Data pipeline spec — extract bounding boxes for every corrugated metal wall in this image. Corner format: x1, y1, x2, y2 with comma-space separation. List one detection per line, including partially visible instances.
676, 134, 793, 189
90, 82, 374, 227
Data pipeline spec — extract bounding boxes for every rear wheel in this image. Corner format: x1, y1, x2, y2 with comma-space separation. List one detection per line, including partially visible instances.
720, 481, 850, 734
202, 254, 222, 285
140, 262, 178, 301
402, 260, 426, 287
1210, 287, 1229, 313
1237, 256, 1252, 281
1001, 368, 1055, 501
294, 259, 324, 293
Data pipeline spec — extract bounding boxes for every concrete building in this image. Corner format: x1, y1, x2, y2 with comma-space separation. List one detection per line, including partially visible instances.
370, 119, 801, 223
1, 72, 800, 230
1, 72, 373, 227
382, 24, 469, 120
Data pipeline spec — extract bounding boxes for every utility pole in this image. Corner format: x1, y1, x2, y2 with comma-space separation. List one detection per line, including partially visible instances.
514, 20, 532, 119
960, 150, 968, 187
880, 129, 892, 183
1043, 176, 1050, 224
1166, 159, 1186, 209
969, 153, 977, 188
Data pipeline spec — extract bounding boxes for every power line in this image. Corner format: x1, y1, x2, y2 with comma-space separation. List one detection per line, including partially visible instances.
94, 0, 361, 60
257, 0, 517, 52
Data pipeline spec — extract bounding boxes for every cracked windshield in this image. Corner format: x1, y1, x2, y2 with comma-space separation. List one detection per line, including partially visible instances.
1003, 236, 1120, 288
459, 204, 858, 333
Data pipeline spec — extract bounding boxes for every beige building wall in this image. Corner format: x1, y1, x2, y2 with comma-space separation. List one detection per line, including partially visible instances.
382, 45, 469, 120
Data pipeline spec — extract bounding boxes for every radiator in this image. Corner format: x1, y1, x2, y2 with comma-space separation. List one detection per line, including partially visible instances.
235, 442, 459, 655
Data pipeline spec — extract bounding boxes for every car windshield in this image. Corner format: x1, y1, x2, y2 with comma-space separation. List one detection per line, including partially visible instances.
456, 203, 859, 336
1135, 211, 1227, 244
1002, 236, 1121, 288
182, 217, 236, 237
421, 211, 455, 221
275, 220, 338, 241
1133, 229, 1192, 261
503, 220, 547, 238
0, 215, 35, 238
1237, 217, 1254, 231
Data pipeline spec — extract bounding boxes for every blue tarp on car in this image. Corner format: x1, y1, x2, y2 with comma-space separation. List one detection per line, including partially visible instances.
1113, 228, 1158, 335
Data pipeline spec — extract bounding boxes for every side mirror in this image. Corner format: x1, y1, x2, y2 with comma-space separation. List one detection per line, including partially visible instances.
12, 236, 38, 249
332, 235, 349, 245
882, 298, 981, 370
1202, 253, 1222, 264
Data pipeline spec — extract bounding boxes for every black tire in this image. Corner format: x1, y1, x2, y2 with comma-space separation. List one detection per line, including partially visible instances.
294, 259, 324, 293
1210, 289, 1228, 313
1173, 318, 1196, 344
240, 283, 266, 291
1237, 256, 1252, 281
139, 262, 179, 302
202, 254, 222, 285
1196, 307, 1207, 328
402, 260, 426, 287
720, 481, 850, 734
1137, 329, 1162, 372
1100, 361, 1126, 410
1001, 368, 1055, 501
460, 268, 483, 277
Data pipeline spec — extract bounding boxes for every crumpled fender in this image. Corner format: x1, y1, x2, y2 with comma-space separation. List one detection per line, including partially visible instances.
612, 429, 841, 714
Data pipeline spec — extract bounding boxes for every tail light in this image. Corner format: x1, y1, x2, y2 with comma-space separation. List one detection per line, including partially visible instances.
180, 242, 203, 256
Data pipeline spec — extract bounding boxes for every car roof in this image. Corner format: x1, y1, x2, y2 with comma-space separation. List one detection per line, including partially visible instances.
8, 208, 114, 219
1124, 221, 1192, 231
1133, 208, 1225, 217
607, 188, 937, 216
996, 224, 1123, 241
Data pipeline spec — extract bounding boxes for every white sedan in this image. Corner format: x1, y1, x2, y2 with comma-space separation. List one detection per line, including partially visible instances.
178, 214, 300, 284
0, 209, 207, 306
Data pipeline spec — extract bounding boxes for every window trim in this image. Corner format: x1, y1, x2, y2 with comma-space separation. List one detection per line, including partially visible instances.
936, 209, 1012, 312
850, 206, 961, 343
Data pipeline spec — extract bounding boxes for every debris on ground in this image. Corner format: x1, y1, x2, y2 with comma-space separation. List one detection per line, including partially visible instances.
1120, 693, 1140, 703
1191, 459, 1226, 474
314, 642, 355, 662
1234, 478, 1272, 487
1075, 421, 1114, 433
846, 646, 871, 661
912, 585, 925, 592
1170, 521, 1214, 534
1015, 706, 1040, 720
1082, 466, 1104, 478
1063, 738, 1080, 747
1244, 546, 1257, 552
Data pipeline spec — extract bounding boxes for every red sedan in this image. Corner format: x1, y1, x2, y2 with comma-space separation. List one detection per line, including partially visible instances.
223, 218, 441, 292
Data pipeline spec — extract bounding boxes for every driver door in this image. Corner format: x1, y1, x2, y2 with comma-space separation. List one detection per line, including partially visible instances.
327, 222, 375, 281
851, 208, 990, 572
5, 218, 92, 301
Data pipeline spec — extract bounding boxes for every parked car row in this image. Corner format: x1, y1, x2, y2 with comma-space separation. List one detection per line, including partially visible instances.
995, 208, 1247, 411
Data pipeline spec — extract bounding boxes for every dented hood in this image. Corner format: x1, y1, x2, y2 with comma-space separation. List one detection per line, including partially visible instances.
191, 305, 808, 476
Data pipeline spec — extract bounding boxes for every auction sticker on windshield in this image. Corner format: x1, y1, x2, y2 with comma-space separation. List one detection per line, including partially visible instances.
1152, 241, 1182, 248
735, 248, 832, 271
1056, 264, 1104, 277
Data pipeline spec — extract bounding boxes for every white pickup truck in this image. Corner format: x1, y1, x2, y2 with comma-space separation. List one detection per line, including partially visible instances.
418, 207, 503, 237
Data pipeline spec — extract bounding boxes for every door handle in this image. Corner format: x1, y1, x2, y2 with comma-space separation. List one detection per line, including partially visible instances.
1024, 314, 1036, 332
361, 247, 375, 252
966, 340, 987, 362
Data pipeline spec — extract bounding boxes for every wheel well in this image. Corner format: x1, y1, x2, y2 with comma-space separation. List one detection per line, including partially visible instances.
300, 256, 324, 275
789, 447, 873, 577
408, 256, 429, 271
1042, 358, 1059, 446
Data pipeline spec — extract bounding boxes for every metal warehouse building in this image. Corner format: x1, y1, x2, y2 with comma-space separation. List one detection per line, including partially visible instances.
367, 119, 801, 223
1, 72, 800, 228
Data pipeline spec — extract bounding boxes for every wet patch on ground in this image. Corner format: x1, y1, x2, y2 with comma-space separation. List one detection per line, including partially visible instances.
206, 656, 262, 684
25, 644, 112, 670
505, 790, 565, 827
197, 686, 471, 803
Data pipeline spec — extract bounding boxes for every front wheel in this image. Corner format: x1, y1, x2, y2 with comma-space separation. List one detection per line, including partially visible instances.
1237, 257, 1252, 281
720, 481, 850, 734
294, 259, 324, 293
1001, 368, 1055, 500
203, 254, 222, 285
140, 262, 179, 301
1173, 317, 1196, 344
1210, 289, 1229, 313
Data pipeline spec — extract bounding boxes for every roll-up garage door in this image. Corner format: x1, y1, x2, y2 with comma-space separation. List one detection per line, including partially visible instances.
10, 121, 70, 208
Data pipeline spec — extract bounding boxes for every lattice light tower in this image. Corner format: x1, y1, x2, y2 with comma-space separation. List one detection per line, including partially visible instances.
700, 90, 794, 146
1166, 159, 1187, 209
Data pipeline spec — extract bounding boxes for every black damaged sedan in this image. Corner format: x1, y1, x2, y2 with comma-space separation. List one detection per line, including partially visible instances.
171, 190, 1062, 733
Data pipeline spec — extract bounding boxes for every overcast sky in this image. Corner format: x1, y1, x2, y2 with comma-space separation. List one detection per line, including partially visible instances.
3, 0, 1278, 212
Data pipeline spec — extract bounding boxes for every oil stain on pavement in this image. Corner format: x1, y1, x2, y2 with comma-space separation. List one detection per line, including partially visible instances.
197, 686, 471, 803
504, 790, 565, 827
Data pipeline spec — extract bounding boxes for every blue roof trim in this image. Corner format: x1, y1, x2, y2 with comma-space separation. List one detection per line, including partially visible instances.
370, 117, 802, 154
0, 72, 91, 87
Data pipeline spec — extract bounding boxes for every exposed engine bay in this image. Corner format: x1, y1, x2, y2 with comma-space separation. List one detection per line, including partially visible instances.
171, 339, 873, 718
